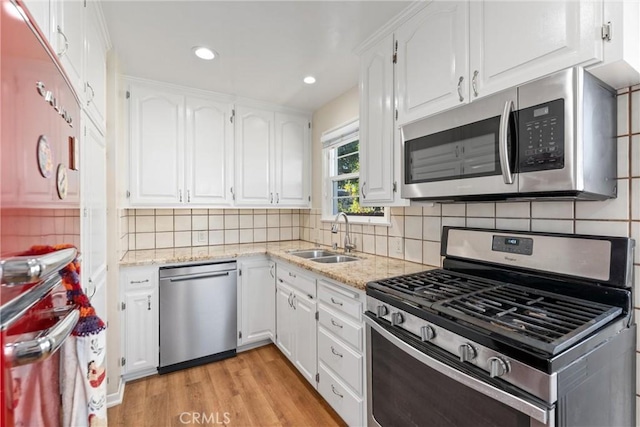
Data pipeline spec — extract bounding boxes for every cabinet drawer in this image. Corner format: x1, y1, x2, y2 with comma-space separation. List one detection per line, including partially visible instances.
318, 327, 363, 395
318, 362, 363, 427
277, 263, 316, 298
318, 281, 362, 320
318, 305, 362, 351
122, 266, 158, 290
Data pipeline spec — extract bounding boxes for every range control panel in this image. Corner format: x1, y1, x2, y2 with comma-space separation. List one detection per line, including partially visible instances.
518, 98, 564, 172
492, 235, 533, 256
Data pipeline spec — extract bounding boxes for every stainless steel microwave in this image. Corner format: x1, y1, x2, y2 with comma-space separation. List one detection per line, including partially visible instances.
401, 67, 617, 202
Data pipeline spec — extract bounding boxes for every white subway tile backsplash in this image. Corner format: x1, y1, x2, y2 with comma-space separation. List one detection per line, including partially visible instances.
239, 229, 253, 243
225, 214, 239, 229
631, 90, 639, 134
423, 216, 441, 241
267, 228, 280, 241
389, 214, 404, 237
617, 93, 629, 136
156, 216, 174, 232
209, 215, 224, 230
633, 179, 640, 219
531, 201, 574, 219
155, 209, 173, 216
253, 228, 267, 243
631, 222, 639, 264
422, 203, 441, 216
191, 231, 207, 247
404, 239, 422, 264
442, 204, 465, 217
405, 206, 423, 216
574, 220, 629, 237
422, 241, 440, 267
239, 215, 253, 229
388, 237, 404, 259
466, 203, 495, 218
618, 137, 630, 178
375, 235, 388, 256
575, 180, 629, 220
632, 136, 640, 177
280, 213, 293, 227
362, 234, 375, 254
531, 219, 574, 234
174, 231, 192, 247
135, 216, 154, 233
225, 229, 239, 244
496, 202, 530, 218
136, 209, 154, 216
175, 216, 191, 231
267, 214, 280, 228
404, 216, 422, 240
466, 217, 495, 229
441, 217, 465, 228
496, 218, 530, 231
156, 232, 173, 248
634, 266, 640, 308
281, 227, 293, 240
254, 214, 267, 228
135, 233, 154, 250
174, 209, 191, 216
192, 215, 208, 230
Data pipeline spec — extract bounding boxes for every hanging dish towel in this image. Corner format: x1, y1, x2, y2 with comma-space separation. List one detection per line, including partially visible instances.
23, 245, 108, 427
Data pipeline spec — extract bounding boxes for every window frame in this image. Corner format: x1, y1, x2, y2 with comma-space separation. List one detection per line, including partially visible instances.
321, 119, 389, 225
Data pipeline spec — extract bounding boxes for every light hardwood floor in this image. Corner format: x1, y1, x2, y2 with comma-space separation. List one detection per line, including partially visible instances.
108, 344, 347, 427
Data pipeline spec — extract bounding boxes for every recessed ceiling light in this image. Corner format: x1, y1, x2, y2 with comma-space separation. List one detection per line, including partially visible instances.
193, 46, 217, 61
303, 76, 316, 85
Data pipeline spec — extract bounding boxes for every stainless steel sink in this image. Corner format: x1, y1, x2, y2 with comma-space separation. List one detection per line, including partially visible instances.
288, 249, 338, 259
310, 255, 359, 264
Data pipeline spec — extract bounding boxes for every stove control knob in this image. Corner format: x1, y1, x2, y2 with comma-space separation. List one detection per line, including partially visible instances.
488, 357, 510, 378
420, 325, 436, 342
391, 312, 404, 326
458, 343, 477, 362
376, 305, 388, 318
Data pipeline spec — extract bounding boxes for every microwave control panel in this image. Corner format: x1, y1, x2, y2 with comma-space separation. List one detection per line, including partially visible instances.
518, 99, 564, 172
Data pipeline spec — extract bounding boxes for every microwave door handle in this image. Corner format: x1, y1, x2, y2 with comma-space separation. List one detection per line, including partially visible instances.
499, 100, 515, 185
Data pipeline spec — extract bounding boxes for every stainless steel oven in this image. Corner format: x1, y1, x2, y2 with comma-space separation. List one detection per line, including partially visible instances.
365, 227, 635, 427
401, 67, 617, 201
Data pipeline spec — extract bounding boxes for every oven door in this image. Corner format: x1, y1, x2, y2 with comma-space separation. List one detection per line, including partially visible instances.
365, 315, 554, 427
401, 88, 518, 201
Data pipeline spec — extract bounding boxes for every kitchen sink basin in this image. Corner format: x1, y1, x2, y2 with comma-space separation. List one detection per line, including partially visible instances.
288, 249, 338, 259
310, 255, 359, 264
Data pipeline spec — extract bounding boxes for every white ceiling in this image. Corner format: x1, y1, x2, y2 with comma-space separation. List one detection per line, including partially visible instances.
101, 1, 410, 112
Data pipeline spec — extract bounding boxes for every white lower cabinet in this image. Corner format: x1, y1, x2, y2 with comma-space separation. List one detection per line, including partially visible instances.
120, 265, 159, 379
238, 257, 276, 346
275, 262, 317, 388
316, 279, 366, 427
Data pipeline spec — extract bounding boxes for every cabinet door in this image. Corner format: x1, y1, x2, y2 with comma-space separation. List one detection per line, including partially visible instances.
274, 113, 309, 207
84, 1, 107, 132
234, 106, 274, 206
22, 0, 50, 37
185, 97, 234, 206
293, 292, 317, 388
275, 282, 294, 361
52, 0, 84, 96
360, 33, 396, 205
129, 85, 184, 205
395, 1, 469, 125
81, 118, 107, 287
469, 0, 602, 98
124, 287, 159, 374
239, 260, 275, 346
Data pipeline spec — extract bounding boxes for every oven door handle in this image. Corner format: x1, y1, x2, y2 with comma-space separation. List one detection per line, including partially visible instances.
498, 100, 515, 185
0, 247, 77, 285
4, 308, 79, 367
365, 316, 551, 425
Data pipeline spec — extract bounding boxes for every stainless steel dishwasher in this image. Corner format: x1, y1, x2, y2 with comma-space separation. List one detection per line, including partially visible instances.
158, 261, 237, 374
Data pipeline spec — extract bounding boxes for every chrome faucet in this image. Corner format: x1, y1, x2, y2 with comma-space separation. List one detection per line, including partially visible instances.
331, 212, 356, 253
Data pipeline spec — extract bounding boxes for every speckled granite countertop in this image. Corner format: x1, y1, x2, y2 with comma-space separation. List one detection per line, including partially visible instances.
119, 240, 432, 290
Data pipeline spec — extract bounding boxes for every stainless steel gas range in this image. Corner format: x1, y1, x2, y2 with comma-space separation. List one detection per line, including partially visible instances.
365, 227, 635, 427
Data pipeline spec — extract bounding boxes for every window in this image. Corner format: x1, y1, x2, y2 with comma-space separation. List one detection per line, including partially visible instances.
322, 119, 386, 223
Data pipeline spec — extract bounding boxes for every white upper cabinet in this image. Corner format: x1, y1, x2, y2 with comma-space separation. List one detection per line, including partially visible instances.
235, 106, 310, 207
395, 1, 469, 125
185, 96, 234, 206
469, 0, 603, 99
234, 105, 274, 206
22, 0, 50, 37
52, 0, 84, 97
84, 0, 108, 132
274, 113, 310, 207
360, 33, 407, 206
129, 85, 185, 205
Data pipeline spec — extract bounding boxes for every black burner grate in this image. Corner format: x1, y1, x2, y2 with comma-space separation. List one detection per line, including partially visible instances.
371, 269, 622, 355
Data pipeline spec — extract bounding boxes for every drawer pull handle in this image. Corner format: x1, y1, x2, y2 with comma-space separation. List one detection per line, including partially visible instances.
331, 384, 343, 398
131, 279, 149, 284
288, 271, 296, 278
330, 297, 343, 306
330, 346, 343, 358
330, 319, 343, 329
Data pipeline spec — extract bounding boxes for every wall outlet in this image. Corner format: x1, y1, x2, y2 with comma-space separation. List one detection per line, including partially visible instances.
389, 237, 404, 258
197, 231, 207, 243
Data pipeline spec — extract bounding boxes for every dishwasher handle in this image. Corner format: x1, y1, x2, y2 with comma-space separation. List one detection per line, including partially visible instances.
168, 271, 233, 282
